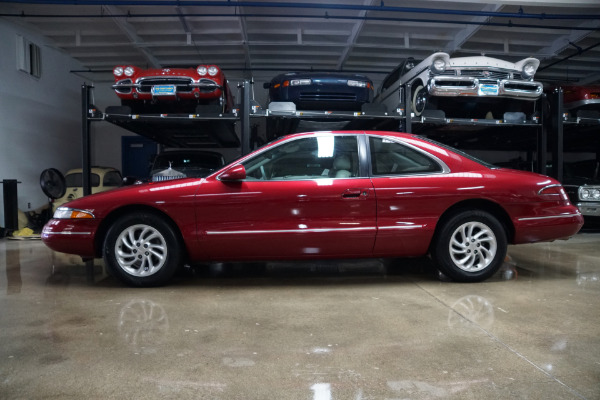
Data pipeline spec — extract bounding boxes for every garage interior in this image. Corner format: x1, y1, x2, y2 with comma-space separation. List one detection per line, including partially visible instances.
1, 1, 600, 399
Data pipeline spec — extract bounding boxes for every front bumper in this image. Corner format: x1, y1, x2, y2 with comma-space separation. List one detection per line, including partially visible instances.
577, 202, 600, 217
429, 77, 543, 99
41, 219, 100, 258
113, 78, 222, 101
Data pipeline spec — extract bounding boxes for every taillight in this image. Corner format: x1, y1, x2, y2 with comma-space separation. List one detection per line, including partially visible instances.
538, 184, 569, 201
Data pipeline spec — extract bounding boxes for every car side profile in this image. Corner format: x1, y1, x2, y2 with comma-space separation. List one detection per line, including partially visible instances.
42, 131, 583, 287
374, 52, 543, 118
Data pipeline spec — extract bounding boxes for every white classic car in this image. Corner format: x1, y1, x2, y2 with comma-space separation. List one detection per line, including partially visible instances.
374, 52, 543, 118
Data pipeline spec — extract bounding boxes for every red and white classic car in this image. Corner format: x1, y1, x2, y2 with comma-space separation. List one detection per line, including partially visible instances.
112, 65, 233, 113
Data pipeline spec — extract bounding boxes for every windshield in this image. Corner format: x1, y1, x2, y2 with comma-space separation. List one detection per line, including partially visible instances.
65, 173, 100, 187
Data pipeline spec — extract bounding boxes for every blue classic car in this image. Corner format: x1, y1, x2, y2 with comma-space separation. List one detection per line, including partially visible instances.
264, 72, 374, 111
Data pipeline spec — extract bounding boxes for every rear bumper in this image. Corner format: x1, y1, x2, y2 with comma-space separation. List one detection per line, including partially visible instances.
513, 211, 584, 244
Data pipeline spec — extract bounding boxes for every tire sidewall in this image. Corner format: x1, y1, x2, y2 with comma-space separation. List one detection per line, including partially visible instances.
432, 210, 507, 282
411, 84, 427, 116
103, 212, 182, 287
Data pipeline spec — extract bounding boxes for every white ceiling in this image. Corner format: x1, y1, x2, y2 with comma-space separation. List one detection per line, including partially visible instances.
2, 0, 600, 87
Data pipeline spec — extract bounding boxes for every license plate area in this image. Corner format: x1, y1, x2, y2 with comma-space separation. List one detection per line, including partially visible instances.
151, 85, 177, 96
479, 84, 499, 96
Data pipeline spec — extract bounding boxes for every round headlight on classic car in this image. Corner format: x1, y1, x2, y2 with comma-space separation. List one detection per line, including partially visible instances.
113, 66, 124, 77
431, 58, 447, 73
124, 66, 135, 77
197, 66, 208, 76
208, 66, 219, 76
579, 186, 600, 201
522, 62, 537, 78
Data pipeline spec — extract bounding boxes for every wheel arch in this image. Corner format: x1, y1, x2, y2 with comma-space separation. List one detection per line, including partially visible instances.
432, 199, 515, 248
94, 204, 188, 259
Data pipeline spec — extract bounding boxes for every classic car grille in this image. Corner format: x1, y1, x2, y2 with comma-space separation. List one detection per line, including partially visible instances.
114, 79, 132, 93
459, 70, 510, 80
503, 82, 541, 92
434, 70, 457, 76
299, 92, 357, 102
198, 78, 219, 93
138, 77, 194, 93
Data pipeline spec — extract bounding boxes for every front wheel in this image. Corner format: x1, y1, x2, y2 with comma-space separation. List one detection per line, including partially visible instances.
431, 210, 507, 282
103, 212, 183, 287
411, 84, 428, 116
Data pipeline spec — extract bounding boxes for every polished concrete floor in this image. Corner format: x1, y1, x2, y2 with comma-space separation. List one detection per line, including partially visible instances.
1, 233, 599, 400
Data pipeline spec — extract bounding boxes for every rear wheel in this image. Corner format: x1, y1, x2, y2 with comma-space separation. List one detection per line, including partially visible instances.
431, 210, 507, 282
103, 212, 182, 287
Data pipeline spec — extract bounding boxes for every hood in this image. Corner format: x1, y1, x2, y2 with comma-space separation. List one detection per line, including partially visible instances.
274, 72, 372, 82
448, 56, 539, 72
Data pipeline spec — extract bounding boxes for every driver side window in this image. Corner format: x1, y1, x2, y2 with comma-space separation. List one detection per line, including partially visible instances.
242, 136, 359, 180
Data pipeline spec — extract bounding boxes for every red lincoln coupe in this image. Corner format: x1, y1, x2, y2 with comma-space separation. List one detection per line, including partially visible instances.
42, 131, 583, 286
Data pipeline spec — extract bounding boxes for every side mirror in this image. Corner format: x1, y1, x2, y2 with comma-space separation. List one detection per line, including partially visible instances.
263, 82, 271, 89
219, 165, 246, 181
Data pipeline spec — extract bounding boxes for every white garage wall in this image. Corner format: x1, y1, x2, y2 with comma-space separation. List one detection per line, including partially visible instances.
0, 20, 84, 227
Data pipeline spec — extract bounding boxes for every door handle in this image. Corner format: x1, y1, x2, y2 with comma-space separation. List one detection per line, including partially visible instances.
342, 189, 369, 198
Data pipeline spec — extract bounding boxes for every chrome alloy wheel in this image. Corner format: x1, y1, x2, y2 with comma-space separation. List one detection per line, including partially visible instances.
114, 224, 168, 277
449, 221, 498, 272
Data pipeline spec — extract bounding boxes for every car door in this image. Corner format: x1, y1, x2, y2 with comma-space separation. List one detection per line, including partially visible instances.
367, 135, 451, 257
196, 134, 377, 260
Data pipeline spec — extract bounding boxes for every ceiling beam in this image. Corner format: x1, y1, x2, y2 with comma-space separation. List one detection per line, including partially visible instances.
536, 20, 600, 61
335, 0, 373, 70
579, 72, 600, 84
443, 4, 503, 54
236, 2, 252, 70
101, 5, 161, 68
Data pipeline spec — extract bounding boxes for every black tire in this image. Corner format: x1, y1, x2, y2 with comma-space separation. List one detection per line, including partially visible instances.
431, 210, 507, 282
411, 84, 428, 116
103, 212, 183, 287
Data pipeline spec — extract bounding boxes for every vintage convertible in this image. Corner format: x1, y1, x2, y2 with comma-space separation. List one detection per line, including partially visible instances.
112, 65, 233, 113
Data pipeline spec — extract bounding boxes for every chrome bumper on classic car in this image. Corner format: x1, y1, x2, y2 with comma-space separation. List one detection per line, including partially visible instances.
429, 76, 543, 99
577, 202, 600, 217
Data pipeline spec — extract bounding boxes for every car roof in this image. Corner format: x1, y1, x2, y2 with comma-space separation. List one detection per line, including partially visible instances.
65, 167, 120, 175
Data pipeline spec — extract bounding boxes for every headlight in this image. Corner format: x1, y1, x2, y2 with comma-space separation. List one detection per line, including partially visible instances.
522, 62, 537, 78
431, 58, 446, 73
197, 66, 208, 75
113, 66, 124, 77
579, 186, 600, 201
290, 79, 311, 86
208, 66, 219, 76
124, 66, 135, 77
53, 207, 95, 219
347, 80, 367, 88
